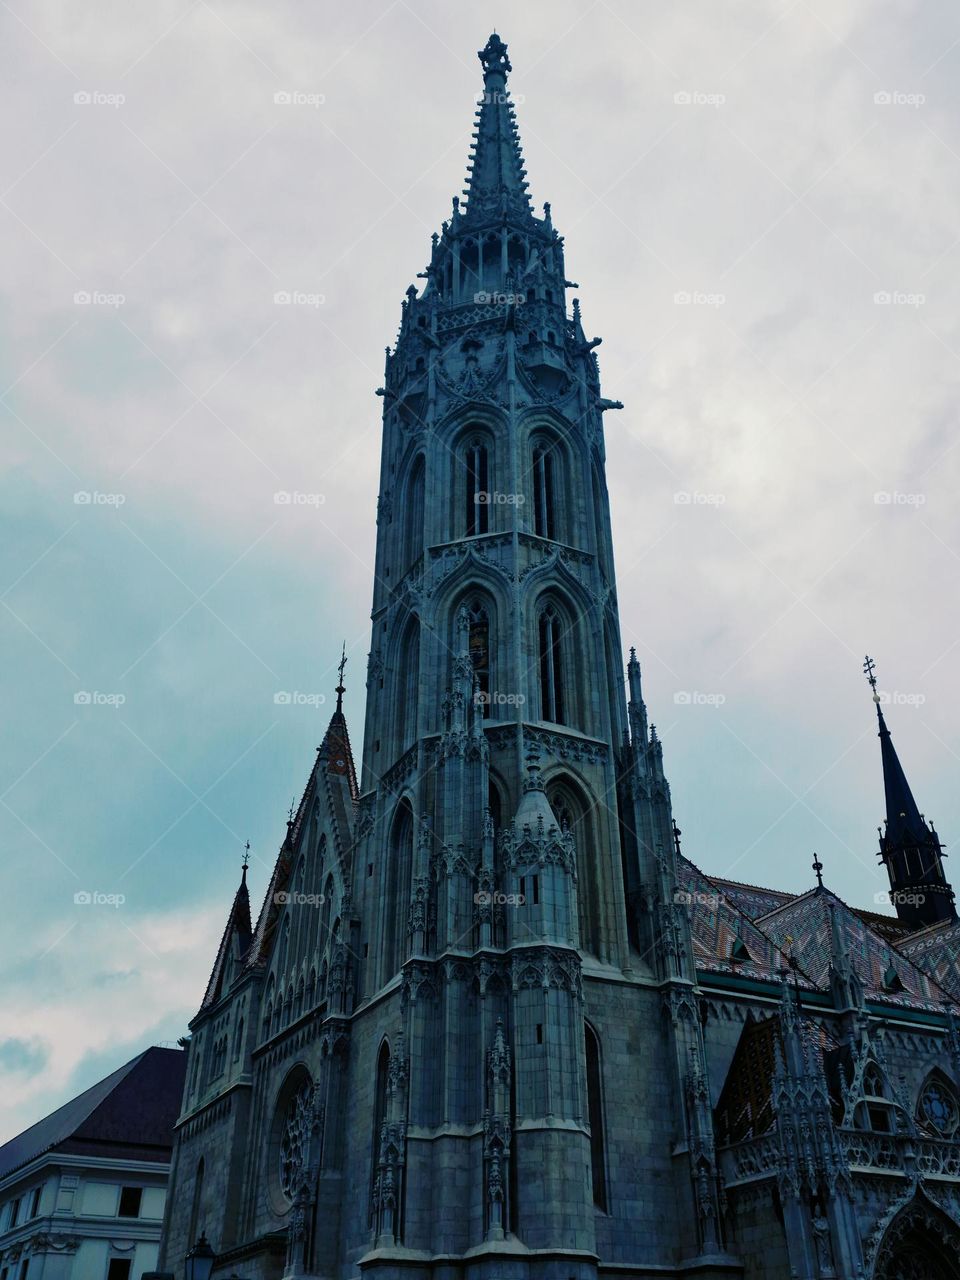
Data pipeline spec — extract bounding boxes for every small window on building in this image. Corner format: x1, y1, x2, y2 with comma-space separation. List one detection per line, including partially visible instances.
117, 1186, 142, 1218
29, 1187, 41, 1218
106, 1261, 131, 1280
8, 1198, 20, 1228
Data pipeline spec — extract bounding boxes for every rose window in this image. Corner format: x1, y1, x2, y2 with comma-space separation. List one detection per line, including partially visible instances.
918, 1078, 959, 1138
279, 1079, 313, 1200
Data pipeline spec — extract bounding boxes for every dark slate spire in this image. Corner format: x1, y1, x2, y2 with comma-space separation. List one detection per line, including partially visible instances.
877, 700, 926, 847
462, 34, 534, 226
200, 852, 253, 1010
863, 655, 956, 929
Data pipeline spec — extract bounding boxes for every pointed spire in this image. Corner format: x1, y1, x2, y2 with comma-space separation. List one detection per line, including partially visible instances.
316, 648, 359, 800
864, 655, 956, 927
462, 34, 534, 226
199, 846, 254, 1010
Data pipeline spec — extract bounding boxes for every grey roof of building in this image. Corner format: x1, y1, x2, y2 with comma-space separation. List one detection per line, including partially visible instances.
0, 1045, 186, 1181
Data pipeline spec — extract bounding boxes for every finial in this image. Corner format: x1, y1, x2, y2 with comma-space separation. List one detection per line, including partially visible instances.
336, 641, 347, 713
523, 739, 544, 792
672, 819, 682, 860
629, 646, 637, 663
812, 852, 824, 889
478, 32, 511, 77
287, 797, 296, 826
863, 654, 880, 702
242, 840, 250, 880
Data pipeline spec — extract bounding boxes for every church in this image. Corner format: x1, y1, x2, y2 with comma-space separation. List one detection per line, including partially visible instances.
156, 34, 960, 1280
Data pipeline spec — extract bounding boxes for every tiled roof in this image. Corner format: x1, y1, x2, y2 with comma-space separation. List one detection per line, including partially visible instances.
0, 1046, 186, 1180
757, 889, 953, 1010
898, 917, 960, 1001
679, 856, 817, 988
705, 875, 796, 921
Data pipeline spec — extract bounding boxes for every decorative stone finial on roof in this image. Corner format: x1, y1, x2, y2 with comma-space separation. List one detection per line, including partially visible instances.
478, 32, 511, 78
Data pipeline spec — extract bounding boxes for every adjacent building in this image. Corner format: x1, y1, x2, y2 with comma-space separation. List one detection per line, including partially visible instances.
0, 1047, 186, 1280
157, 33, 960, 1280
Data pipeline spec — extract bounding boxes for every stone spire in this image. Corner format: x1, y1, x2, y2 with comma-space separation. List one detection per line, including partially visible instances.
863, 656, 956, 927
462, 34, 534, 226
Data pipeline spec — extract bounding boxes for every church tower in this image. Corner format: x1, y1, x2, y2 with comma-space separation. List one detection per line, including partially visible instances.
348, 32, 729, 1277
159, 34, 735, 1280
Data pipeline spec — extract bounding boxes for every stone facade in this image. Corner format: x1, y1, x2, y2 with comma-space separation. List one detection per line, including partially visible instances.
158, 34, 960, 1280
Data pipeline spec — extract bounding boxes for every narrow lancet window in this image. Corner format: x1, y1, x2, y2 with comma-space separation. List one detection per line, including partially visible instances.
538, 604, 565, 724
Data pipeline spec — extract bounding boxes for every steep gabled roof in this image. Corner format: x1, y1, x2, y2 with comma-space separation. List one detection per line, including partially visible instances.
245, 703, 357, 976
705, 874, 796, 921
0, 1046, 186, 1179
757, 887, 953, 1010
199, 865, 253, 1012
678, 855, 817, 988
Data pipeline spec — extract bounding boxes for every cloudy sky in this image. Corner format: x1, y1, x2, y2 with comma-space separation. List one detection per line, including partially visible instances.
2, 0, 959, 1141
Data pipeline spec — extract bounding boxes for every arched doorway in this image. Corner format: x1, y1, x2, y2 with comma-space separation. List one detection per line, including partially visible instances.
874, 1197, 960, 1280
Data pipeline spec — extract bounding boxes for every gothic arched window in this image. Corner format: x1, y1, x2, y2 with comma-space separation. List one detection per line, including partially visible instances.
460, 240, 479, 299
262, 977, 275, 1041
277, 916, 290, 978
467, 602, 491, 705
189, 1158, 205, 1244
531, 442, 558, 540
369, 1041, 391, 1223
320, 874, 334, 947
584, 1023, 608, 1211
858, 1063, 896, 1133
233, 1016, 244, 1063
917, 1074, 960, 1138
538, 603, 566, 725
548, 777, 601, 957
397, 615, 420, 748
465, 438, 490, 536
403, 455, 425, 572
384, 803, 414, 979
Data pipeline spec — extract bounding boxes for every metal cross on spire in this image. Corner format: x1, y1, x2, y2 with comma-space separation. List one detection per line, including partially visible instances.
812, 852, 824, 889
242, 840, 250, 874
335, 641, 347, 713
863, 654, 879, 700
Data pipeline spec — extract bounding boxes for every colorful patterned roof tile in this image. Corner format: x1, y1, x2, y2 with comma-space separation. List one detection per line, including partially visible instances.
897, 917, 960, 1001
678, 856, 817, 988
756, 888, 953, 1010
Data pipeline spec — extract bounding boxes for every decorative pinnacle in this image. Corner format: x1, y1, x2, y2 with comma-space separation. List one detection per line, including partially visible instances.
478, 32, 511, 78
242, 840, 250, 878
812, 852, 824, 890
336, 641, 348, 713
863, 654, 880, 701
523, 739, 544, 792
